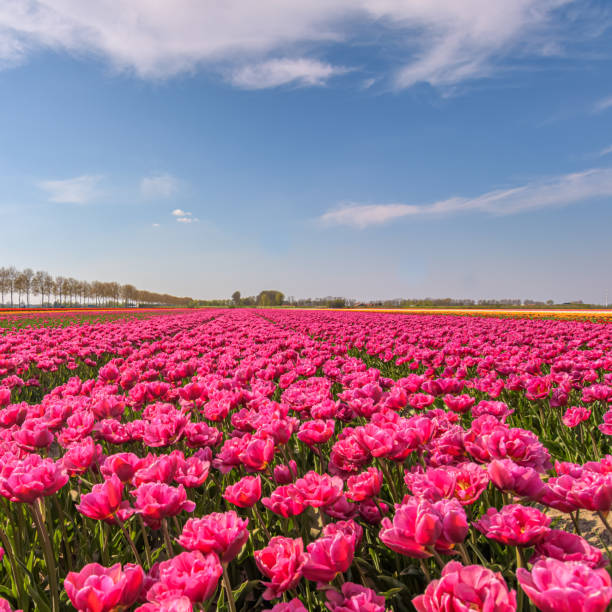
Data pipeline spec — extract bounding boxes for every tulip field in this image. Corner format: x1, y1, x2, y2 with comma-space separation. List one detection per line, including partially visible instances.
1, 309, 612, 611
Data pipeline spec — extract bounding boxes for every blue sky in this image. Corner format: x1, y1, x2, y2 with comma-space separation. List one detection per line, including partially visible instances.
1, 1, 612, 302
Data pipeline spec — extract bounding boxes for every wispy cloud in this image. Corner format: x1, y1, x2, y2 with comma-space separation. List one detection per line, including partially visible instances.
39, 174, 102, 204
600, 145, 612, 156
172, 209, 198, 223
229, 58, 347, 89
594, 96, 612, 113
141, 173, 179, 199
321, 167, 612, 228
0, 1, 588, 91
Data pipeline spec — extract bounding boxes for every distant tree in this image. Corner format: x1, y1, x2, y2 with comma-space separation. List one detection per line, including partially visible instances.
257, 290, 284, 307
232, 290, 241, 306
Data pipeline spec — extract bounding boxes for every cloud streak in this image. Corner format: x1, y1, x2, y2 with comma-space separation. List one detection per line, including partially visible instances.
321, 167, 612, 228
39, 174, 102, 204
0, 1, 582, 90
141, 173, 179, 199
229, 58, 347, 89
594, 96, 612, 113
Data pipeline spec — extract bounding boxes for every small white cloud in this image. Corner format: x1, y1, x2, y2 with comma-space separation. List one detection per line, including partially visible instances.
39, 174, 102, 204
321, 167, 612, 228
229, 58, 348, 89
152, 223, 160, 227
141, 173, 179, 199
171, 208, 198, 223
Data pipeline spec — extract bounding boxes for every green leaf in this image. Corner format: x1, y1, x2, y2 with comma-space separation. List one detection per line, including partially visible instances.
232, 579, 259, 602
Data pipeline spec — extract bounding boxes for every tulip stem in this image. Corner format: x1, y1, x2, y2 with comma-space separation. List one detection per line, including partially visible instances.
457, 543, 471, 566
0, 525, 26, 610
597, 511, 612, 539
138, 515, 153, 568
570, 511, 582, 537
162, 518, 174, 558
30, 501, 60, 612
419, 559, 431, 582
117, 518, 143, 566
222, 563, 237, 612
251, 505, 272, 540
516, 547, 526, 612
590, 429, 601, 460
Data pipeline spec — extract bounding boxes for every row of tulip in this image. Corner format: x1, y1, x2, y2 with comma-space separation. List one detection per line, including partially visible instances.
0, 308, 611, 611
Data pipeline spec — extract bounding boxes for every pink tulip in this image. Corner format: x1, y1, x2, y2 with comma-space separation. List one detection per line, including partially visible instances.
487, 459, 546, 500
255, 537, 306, 600
146, 551, 222, 603
64, 562, 144, 612
562, 406, 591, 428
0, 388, 11, 407
517, 558, 612, 612
262, 485, 306, 517
177, 511, 249, 563
238, 435, 275, 472
379, 497, 440, 559
264, 599, 307, 612
273, 461, 298, 485
302, 529, 356, 585
0, 454, 68, 503
413, 561, 516, 612
77, 474, 129, 523
297, 420, 335, 446
132, 483, 195, 529
530, 530, 607, 568
223, 475, 262, 508
325, 582, 386, 612
474, 504, 550, 547
347, 467, 383, 502
293, 471, 344, 508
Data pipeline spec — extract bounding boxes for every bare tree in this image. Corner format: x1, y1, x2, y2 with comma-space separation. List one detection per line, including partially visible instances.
32, 270, 45, 306
7, 266, 17, 307
0, 267, 9, 306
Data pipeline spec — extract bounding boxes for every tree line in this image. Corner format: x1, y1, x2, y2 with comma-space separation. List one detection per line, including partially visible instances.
0, 267, 193, 308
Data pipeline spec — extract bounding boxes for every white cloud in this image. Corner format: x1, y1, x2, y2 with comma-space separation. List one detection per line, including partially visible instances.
229, 58, 347, 89
152, 223, 160, 227
141, 173, 179, 199
0, 1, 578, 90
321, 167, 612, 228
171, 208, 198, 223
39, 174, 102, 204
